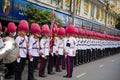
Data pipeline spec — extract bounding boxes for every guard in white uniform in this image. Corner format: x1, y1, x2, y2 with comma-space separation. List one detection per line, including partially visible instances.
55, 28, 65, 72
62, 32, 68, 70
28, 23, 41, 80
63, 25, 77, 78
15, 20, 29, 80
39, 24, 50, 77
74, 28, 79, 66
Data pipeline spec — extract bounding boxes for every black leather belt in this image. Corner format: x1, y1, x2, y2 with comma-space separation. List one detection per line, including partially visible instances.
19, 47, 26, 49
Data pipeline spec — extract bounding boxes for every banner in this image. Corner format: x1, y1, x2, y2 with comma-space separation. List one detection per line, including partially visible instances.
82, 20, 92, 30
76, 0, 81, 15
75, 18, 82, 28
55, 11, 72, 26
92, 23, 100, 32
13, 0, 28, 20
65, 0, 71, 10
84, 0, 89, 15
0, 0, 28, 21
102, 11, 105, 21
96, 7, 100, 20
0, 0, 13, 17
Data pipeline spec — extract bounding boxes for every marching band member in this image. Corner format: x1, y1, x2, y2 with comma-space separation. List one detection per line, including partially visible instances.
5, 22, 16, 79
28, 23, 41, 80
15, 20, 29, 80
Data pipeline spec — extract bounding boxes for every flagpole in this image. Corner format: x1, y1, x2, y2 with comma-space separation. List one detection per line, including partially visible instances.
50, 9, 55, 54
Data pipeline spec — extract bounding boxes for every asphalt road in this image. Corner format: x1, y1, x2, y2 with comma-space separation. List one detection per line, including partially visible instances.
7, 53, 120, 80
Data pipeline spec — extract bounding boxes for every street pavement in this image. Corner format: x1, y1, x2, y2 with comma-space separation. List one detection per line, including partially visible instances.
7, 53, 120, 80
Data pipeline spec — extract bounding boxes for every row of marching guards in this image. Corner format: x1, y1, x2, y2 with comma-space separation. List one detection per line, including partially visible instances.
73, 29, 120, 66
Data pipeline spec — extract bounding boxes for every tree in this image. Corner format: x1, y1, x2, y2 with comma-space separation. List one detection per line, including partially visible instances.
25, 3, 62, 27
115, 17, 120, 30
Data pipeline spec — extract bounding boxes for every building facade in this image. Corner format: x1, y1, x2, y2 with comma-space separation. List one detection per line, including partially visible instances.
0, 0, 120, 35
26, 0, 120, 35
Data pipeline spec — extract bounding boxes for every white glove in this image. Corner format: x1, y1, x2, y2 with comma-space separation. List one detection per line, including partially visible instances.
42, 55, 45, 58
51, 52, 54, 56
17, 58, 21, 63
65, 55, 67, 58
30, 58, 33, 61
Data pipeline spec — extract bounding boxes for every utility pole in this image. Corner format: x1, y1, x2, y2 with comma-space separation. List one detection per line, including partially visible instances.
72, 0, 76, 25
105, 0, 109, 27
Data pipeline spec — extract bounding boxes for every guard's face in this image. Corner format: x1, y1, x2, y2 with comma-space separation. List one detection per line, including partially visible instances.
44, 34, 49, 38
59, 35, 63, 39
35, 33, 40, 38
20, 31, 26, 37
9, 32, 14, 37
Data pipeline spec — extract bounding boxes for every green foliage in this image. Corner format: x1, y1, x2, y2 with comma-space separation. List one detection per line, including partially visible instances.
115, 17, 120, 30
25, 3, 62, 27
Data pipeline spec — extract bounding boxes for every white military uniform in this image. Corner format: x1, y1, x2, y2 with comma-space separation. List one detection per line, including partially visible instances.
29, 35, 40, 58
56, 37, 64, 56
40, 37, 50, 58
65, 36, 77, 77
65, 36, 77, 57
15, 36, 28, 58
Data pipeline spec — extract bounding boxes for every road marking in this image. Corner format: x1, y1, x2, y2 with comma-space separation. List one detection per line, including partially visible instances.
76, 73, 87, 78
99, 65, 104, 68
112, 60, 115, 62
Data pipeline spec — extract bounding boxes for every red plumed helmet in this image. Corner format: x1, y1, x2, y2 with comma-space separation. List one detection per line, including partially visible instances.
75, 28, 79, 34
58, 28, 65, 36
30, 23, 41, 34
52, 24, 58, 33
66, 25, 75, 34
41, 24, 50, 34
18, 20, 29, 32
7, 22, 16, 33
82, 30, 87, 35
79, 29, 83, 35
0, 23, 2, 31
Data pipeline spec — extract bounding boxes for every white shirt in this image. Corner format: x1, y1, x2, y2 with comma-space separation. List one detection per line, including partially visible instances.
29, 35, 40, 57
66, 37, 77, 57
15, 36, 28, 58
75, 38, 79, 50
40, 37, 50, 57
80, 38, 87, 50
56, 37, 64, 55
